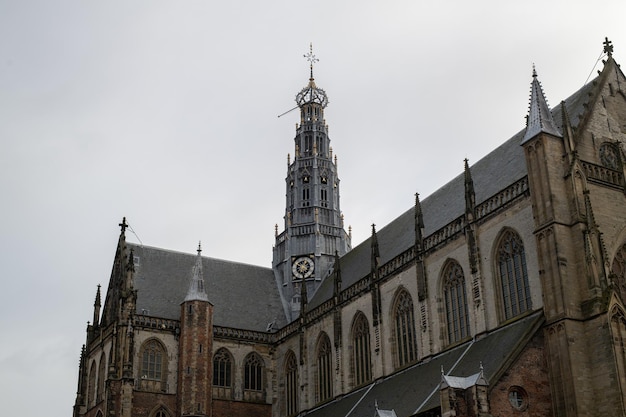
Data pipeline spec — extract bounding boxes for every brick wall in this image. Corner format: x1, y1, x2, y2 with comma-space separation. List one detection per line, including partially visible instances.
132, 391, 177, 417
490, 330, 552, 417
212, 398, 271, 417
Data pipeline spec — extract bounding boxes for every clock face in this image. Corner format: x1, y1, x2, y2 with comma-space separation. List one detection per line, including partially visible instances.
292, 257, 314, 279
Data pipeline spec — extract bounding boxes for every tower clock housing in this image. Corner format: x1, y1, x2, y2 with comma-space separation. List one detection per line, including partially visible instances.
273, 49, 351, 321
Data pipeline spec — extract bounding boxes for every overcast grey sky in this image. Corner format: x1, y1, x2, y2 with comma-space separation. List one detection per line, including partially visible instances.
1, 1, 625, 415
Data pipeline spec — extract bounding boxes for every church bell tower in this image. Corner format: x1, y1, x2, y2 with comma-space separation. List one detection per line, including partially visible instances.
273, 45, 351, 321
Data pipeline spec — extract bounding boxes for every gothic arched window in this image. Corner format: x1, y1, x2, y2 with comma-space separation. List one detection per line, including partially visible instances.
140, 339, 166, 381
610, 305, 626, 401
97, 353, 106, 402
316, 332, 333, 403
600, 142, 620, 170
212, 348, 233, 388
243, 352, 264, 392
284, 350, 298, 416
497, 230, 532, 320
392, 289, 418, 368
87, 360, 97, 407
151, 407, 171, 417
351, 312, 372, 386
443, 260, 470, 343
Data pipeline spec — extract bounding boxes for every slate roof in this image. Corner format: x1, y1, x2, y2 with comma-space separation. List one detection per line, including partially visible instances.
130, 243, 287, 332
123, 68, 598, 334
302, 311, 544, 417
308, 74, 597, 310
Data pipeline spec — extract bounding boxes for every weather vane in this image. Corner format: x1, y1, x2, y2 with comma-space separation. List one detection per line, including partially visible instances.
304, 43, 318, 78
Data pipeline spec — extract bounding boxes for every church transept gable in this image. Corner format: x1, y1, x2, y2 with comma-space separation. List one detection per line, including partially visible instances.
100, 223, 133, 328
569, 51, 626, 165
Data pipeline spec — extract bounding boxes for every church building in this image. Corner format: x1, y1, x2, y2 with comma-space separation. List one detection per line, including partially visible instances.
74, 39, 626, 417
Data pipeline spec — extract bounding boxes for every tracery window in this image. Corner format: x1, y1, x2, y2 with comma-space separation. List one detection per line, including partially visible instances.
244, 352, 264, 391
97, 353, 106, 402
600, 142, 620, 170
141, 339, 166, 381
497, 230, 532, 320
152, 408, 171, 417
610, 305, 626, 409
87, 360, 96, 406
351, 312, 372, 386
393, 289, 418, 367
284, 350, 298, 416
316, 333, 333, 403
443, 260, 470, 343
212, 348, 233, 387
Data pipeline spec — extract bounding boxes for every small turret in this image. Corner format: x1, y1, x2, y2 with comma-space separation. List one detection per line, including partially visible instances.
521, 66, 562, 144
464, 159, 476, 218
333, 251, 342, 299
370, 224, 382, 327
178, 242, 213, 417
185, 242, 210, 302
414, 192, 428, 301
92, 285, 101, 327
370, 224, 381, 274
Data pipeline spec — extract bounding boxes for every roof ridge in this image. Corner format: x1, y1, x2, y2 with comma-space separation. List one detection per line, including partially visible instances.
127, 242, 272, 270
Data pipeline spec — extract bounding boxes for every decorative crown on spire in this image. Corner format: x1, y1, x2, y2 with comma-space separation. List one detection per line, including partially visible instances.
296, 43, 329, 108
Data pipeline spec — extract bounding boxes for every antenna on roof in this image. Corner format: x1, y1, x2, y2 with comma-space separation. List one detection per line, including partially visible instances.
127, 222, 144, 247
277, 105, 298, 118
583, 37, 613, 86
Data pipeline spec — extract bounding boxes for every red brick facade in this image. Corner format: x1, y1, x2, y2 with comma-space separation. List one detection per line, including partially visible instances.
212, 399, 272, 417
490, 331, 552, 417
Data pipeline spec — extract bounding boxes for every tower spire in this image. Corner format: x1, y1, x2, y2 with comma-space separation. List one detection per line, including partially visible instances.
273, 46, 351, 322
521, 65, 562, 144
185, 241, 209, 302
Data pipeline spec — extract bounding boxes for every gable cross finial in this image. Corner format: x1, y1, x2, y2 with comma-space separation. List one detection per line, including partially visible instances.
197, 241, 202, 255
119, 217, 128, 233
304, 42, 319, 79
604, 37, 614, 57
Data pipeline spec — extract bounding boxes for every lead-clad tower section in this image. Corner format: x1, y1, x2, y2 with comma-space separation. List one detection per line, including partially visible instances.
273, 48, 351, 321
